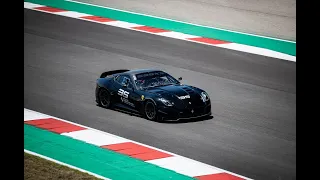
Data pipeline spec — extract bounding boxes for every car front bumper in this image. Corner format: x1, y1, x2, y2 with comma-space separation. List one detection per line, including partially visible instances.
157, 104, 212, 121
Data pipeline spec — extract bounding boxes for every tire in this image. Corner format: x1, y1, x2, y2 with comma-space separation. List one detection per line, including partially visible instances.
98, 88, 112, 108
144, 100, 158, 121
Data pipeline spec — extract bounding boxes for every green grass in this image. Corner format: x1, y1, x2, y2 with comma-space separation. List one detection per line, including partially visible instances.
24, 152, 102, 180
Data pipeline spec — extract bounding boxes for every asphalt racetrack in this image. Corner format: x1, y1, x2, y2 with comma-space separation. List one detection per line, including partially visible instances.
24, 9, 296, 180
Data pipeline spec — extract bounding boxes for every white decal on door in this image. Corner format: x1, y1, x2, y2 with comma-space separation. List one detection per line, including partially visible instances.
118, 89, 129, 98
118, 88, 135, 107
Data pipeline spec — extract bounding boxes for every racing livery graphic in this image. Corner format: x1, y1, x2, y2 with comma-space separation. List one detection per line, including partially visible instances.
95, 69, 212, 121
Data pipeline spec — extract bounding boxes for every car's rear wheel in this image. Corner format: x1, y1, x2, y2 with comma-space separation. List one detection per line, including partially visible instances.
144, 100, 157, 121
98, 88, 111, 108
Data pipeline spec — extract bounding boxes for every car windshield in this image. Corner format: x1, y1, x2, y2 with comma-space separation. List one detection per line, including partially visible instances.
134, 71, 180, 90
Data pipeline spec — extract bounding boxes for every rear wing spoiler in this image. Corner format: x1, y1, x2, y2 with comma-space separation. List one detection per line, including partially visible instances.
100, 69, 130, 78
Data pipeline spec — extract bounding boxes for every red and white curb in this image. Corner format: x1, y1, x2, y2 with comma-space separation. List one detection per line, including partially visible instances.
24, 2, 295, 62
24, 108, 253, 180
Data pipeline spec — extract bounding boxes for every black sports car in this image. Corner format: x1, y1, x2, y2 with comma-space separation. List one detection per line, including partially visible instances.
95, 69, 211, 121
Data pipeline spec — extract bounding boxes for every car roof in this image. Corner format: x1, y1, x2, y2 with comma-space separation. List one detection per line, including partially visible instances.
124, 69, 164, 76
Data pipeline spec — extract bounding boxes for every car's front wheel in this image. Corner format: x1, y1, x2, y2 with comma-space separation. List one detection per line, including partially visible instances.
98, 88, 111, 108
144, 100, 157, 121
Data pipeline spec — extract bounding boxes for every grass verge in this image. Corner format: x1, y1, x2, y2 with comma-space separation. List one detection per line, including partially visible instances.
24, 152, 102, 180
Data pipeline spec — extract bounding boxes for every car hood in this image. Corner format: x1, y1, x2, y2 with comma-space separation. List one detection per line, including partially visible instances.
146, 84, 207, 108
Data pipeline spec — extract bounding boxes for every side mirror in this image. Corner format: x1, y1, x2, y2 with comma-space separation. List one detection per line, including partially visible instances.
178, 77, 182, 81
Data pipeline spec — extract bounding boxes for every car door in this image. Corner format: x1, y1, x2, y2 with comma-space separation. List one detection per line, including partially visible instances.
113, 75, 138, 110
112, 75, 126, 103
124, 77, 143, 111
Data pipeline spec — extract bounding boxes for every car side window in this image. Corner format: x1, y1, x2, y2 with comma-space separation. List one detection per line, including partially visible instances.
115, 75, 133, 89
127, 80, 133, 89
115, 75, 125, 84
121, 76, 133, 89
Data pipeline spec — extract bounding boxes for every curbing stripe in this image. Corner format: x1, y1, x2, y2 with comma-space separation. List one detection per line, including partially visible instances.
131, 151, 173, 161
102, 142, 173, 161
55, 11, 90, 18
25, 118, 59, 125
62, 129, 129, 146
25, 118, 86, 133
195, 173, 245, 180
156, 31, 198, 40
215, 43, 297, 61
147, 156, 223, 177
132, 26, 170, 33
34, 6, 67, 12
187, 37, 229, 45
104, 21, 143, 29
25, 124, 194, 180
24, 2, 295, 62
80, 16, 116, 22
24, 2, 44, 9
24, 108, 253, 180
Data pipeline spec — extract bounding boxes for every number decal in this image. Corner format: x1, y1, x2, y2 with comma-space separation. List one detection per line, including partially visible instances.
118, 89, 129, 98
123, 91, 129, 98
118, 89, 124, 96
118, 88, 134, 107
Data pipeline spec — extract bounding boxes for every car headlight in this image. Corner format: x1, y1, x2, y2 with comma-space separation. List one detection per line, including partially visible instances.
200, 92, 210, 102
158, 98, 174, 106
